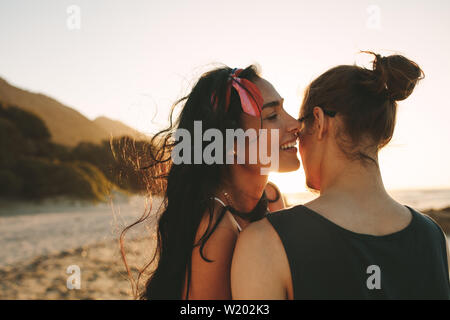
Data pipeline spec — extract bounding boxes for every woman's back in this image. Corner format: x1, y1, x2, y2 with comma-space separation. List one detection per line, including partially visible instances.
267, 204, 450, 299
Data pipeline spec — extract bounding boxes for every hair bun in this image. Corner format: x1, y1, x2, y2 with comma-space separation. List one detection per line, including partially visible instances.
370, 52, 424, 101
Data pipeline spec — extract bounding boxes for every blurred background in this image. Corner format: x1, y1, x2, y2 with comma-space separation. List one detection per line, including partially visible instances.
0, 0, 449, 299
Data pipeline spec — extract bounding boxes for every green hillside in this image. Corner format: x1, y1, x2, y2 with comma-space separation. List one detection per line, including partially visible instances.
0, 77, 161, 202
0, 77, 146, 146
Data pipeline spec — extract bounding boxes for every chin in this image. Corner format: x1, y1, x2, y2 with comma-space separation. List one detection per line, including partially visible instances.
278, 158, 301, 173
305, 178, 320, 192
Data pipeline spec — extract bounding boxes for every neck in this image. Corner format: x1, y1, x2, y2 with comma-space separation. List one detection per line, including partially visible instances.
319, 155, 390, 205
220, 165, 268, 225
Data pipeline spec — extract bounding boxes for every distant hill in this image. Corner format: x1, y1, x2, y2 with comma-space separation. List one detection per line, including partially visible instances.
93, 116, 144, 140
0, 77, 146, 147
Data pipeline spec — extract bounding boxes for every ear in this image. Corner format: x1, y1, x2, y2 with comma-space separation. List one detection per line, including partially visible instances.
312, 106, 326, 140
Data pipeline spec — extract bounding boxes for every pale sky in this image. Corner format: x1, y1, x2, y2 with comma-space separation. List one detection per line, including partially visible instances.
1, 0, 450, 193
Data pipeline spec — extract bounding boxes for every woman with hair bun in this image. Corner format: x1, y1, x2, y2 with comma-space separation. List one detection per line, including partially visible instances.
232, 52, 450, 299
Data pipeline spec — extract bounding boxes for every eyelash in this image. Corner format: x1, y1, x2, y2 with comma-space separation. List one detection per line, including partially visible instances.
266, 114, 278, 121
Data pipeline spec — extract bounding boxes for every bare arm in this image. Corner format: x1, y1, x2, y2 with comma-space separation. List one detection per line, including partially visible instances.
186, 219, 239, 300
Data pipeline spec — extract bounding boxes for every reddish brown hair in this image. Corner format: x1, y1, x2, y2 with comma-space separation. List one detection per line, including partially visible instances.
300, 52, 424, 164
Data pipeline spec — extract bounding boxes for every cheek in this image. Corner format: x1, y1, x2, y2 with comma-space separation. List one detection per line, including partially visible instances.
265, 124, 279, 152
299, 145, 310, 175
299, 136, 318, 174
298, 131, 322, 190
238, 115, 260, 159
255, 122, 278, 157
238, 119, 278, 167
298, 134, 309, 159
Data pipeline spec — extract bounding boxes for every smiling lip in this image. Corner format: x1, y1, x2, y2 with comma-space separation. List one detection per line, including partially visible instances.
282, 146, 297, 153
280, 139, 298, 152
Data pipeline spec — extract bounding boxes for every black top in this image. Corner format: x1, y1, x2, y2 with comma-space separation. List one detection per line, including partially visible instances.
267, 205, 450, 299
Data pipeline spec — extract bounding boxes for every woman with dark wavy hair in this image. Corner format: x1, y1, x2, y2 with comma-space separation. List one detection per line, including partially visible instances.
122, 65, 301, 299
232, 53, 450, 299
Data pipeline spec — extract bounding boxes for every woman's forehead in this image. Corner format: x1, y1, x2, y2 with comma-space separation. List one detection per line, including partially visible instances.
254, 77, 282, 104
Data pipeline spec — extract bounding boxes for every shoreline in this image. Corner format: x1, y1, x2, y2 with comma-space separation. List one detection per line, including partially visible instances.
0, 195, 162, 269
0, 191, 135, 217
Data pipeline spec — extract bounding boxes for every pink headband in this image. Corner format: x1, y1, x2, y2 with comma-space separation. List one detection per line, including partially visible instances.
211, 68, 263, 117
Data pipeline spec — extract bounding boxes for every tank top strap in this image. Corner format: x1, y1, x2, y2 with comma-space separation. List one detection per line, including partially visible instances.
212, 197, 242, 232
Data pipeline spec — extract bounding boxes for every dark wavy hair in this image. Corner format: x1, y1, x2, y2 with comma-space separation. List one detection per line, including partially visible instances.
120, 65, 280, 300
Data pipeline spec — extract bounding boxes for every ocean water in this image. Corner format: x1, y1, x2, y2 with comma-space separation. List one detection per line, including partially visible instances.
0, 189, 448, 268
284, 188, 450, 211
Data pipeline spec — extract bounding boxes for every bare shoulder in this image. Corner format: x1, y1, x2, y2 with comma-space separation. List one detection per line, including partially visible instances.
185, 203, 240, 299
195, 203, 240, 244
264, 181, 280, 198
265, 181, 285, 212
192, 202, 241, 264
237, 218, 285, 259
231, 218, 292, 299
240, 218, 277, 240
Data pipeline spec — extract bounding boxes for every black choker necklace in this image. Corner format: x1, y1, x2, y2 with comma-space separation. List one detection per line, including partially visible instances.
223, 191, 269, 222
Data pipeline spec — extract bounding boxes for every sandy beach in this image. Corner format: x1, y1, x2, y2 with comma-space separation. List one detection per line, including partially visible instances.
0, 237, 144, 299
0, 195, 160, 300
0, 195, 449, 300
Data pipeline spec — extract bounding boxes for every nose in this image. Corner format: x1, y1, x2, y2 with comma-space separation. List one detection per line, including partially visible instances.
285, 112, 301, 138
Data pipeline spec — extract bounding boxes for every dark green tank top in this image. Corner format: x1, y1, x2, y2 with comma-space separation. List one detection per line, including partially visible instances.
267, 205, 450, 299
